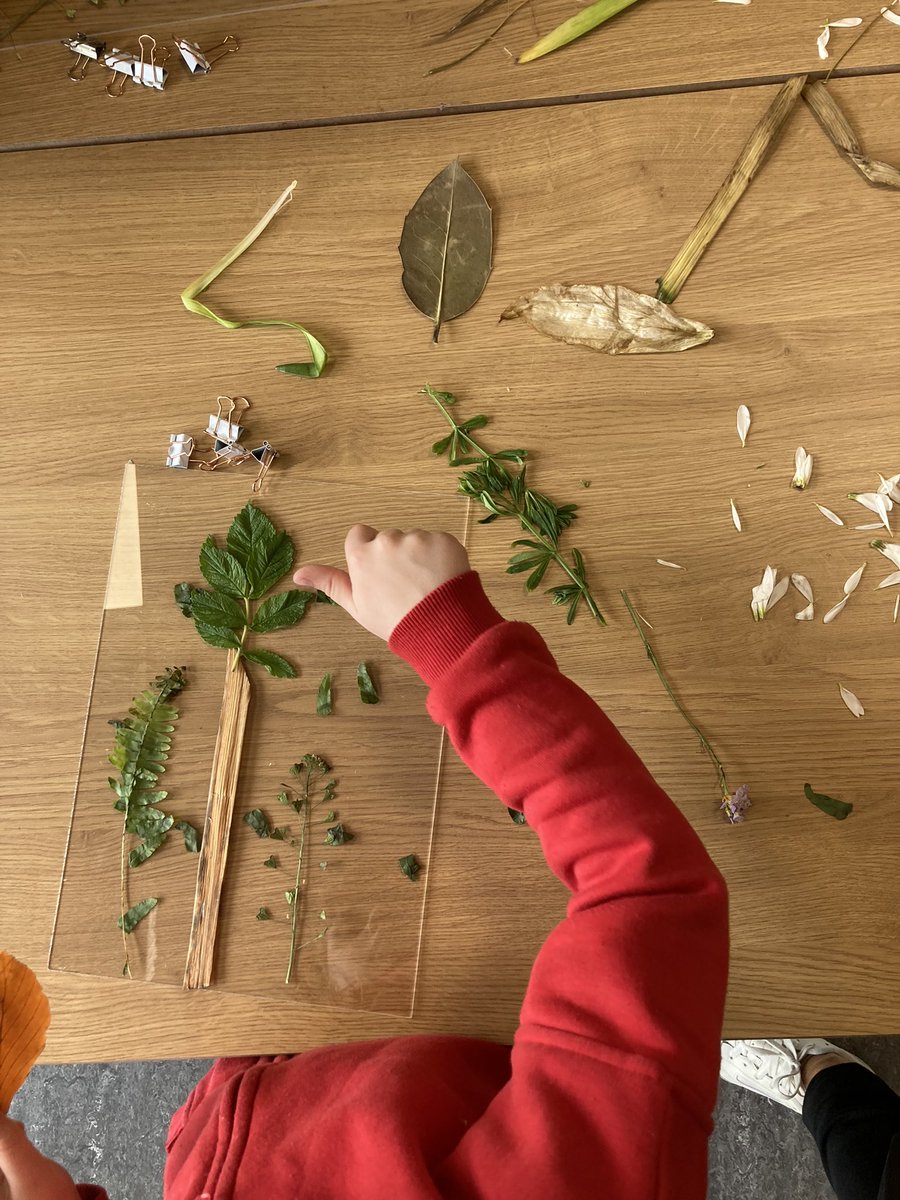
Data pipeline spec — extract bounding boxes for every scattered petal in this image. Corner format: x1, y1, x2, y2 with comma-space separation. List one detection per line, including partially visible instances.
823, 596, 849, 623
849, 491, 892, 531
843, 563, 866, 594
883, 6, 900, 24
816, 503, 844, 526
829, 16, 864, 25
768, 575, 790, 609
751, 564, 779, 620
817, 25, 831, 56
856, 523, 884, 530
657, 559, 686, 570
877, 570, 900, 588
838, 683, 864, 718
878, 473, 900, 501
730, 499, 742, 531
795, 602, 815, 620
736, 404, 751, 447
792, 446, 813, 489
872, 539, 900, 568
791, 573, 814, 603
718, 0, 751, 4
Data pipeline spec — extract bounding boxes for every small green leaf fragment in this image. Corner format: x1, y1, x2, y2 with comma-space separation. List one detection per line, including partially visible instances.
319, 909, 327, 920
269, 826, 287, 841
356, 661, 380, 705
804, 783, 853, 821
66, 7, 76, 17
507, 807, 527, 824
244, 809, 272, 838
284, 889, 297, 905
256, 907, 272, 922
399, 853, 421, 881
175, 820, 201, 852
263, 854, 278, 868
580, 479, 591, 488
118, 897, 158, 933
243, 649, 296, 678
174, 582, 195, 617
319, 861, 328, 870
317, 672, 333, 716
324, 823, 353, 846
324, 810, 335, 822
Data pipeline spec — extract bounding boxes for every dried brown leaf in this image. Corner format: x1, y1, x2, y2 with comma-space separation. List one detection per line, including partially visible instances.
500, 283, 713, 355
0, 952, 50, 1114
803, 81, 900, 189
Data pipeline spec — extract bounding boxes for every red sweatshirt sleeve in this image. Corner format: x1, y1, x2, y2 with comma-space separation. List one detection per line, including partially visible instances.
390, 572, 729, 1200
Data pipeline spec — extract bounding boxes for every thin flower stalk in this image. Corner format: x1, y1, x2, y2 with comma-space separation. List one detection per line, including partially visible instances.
621, 590, 746, 822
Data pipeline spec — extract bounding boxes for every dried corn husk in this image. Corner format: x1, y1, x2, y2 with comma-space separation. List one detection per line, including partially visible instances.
656, 76, 806, 303
500, 283, 713, 354
803, 81, 900, 189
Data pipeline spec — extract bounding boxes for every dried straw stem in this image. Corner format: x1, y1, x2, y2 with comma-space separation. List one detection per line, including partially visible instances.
183, 652, 251, 989
656, 75, 807, 305
803, 81, 900, 190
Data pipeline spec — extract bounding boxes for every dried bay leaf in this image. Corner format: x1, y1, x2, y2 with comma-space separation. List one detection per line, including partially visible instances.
803, 81, 900, 190
0, 952, 50, 1113
399, 160, 492, 343
500, 283, 713, 355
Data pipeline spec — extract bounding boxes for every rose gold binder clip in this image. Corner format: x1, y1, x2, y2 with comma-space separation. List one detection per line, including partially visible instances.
173, 34, 238, 75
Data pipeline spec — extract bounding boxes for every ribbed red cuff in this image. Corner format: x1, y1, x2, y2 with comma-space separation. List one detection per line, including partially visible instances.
388, 571, 504, 686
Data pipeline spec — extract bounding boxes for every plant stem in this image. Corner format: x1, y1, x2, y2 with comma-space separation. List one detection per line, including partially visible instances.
234, 598, 252, 668
621, 590, 729, 800
824, 1, 899, 83
285, 773, 311, 984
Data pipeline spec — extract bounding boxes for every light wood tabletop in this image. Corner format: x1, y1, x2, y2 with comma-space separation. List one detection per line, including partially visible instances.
2, 0, 900, 1063
3, 0, 900, 149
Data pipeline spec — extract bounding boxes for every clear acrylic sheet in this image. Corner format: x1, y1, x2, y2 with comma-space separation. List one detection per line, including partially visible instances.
50, 464, 469, 1017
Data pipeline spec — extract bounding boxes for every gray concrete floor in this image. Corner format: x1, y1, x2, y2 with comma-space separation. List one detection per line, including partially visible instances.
10, 1037, 900, 1199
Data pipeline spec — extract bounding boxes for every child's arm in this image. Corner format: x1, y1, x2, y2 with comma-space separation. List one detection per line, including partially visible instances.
294, 528, 729, 1200
0, 1114, 99, 1199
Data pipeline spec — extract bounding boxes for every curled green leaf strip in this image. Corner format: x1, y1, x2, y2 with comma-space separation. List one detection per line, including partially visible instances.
180, 181, 327, 379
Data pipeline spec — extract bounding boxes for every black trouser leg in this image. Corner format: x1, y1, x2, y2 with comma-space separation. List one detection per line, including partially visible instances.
802, 1063, 900, 1200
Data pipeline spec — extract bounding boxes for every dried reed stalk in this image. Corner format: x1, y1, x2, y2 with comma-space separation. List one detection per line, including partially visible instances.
656, 75, 807, 305
803, 81, 900, 190
183, 652, 251, 989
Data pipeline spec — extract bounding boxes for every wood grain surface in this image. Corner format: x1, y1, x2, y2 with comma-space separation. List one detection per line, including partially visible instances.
2, 0, 900, 150
2, 63, 900, 1062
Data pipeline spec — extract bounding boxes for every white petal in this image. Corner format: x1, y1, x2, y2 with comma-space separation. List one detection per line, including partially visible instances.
817, 25, 831, 55
877, 570, 900, 588
828, 16, 863, 25
792, 447, 813, 488
730, 499, 742, 532
736, 404, 751, 447
855, 523, 885, 530
791, 573, 814, 603
850, 492, 892, 530
795, 602, 815, 621
767, 575, 790, 610
839, 683, 864, 718
816, 503, 845, 526
894, 594, 899, 623
843, 563, 866, 594
824, 596, 849, 623
883, 6, 900, 24
874, 541, 900, 568
656, 559, 686, 570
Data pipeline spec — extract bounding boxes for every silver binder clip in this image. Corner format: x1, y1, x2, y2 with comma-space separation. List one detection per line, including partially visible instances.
166, 434, 194, 470
61, 33, 106, 81
173, 34, 238, 75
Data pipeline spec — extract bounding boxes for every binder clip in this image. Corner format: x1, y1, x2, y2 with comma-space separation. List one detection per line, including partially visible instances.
61, 33, 106, 81
103, 35, 168, 96
197, 397, 279, 491
173, 34, 238, 75
166, 434, 194, 470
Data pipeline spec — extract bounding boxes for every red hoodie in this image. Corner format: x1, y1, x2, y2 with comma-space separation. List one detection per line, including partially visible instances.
78, 571, 729, 1200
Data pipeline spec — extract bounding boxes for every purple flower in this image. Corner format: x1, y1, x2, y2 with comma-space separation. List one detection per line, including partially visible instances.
722, 784, 751, 824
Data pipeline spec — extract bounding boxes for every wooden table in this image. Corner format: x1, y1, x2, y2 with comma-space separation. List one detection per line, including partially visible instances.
2, 0, 900, 1062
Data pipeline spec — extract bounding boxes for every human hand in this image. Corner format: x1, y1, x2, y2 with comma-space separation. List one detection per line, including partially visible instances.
0, 1115, 80, 1200
293, 525, 470, 642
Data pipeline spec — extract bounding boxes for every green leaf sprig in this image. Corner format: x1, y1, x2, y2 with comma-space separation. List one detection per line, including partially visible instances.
107, 667, 200, 976
176, 502, 316, 678
422, 385, 604, 625
180, 180, 327, 378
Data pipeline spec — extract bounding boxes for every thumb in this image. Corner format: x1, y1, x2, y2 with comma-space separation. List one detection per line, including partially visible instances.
293, 564, 355, 614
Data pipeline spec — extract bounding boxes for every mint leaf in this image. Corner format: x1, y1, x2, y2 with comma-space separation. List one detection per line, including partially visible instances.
194, 621, 242, 651
317, 672, 333, 716
175, 820, 200, 852
118, 897, 158, 933
356, 661, 380, 705
244, 808, 272, 837
248, 530, 294, 599
199, 537, 249, 598
190, 589, 246, 629
804, 783, 853, 821
243, 649, 296, 678
251, 589, 314, 633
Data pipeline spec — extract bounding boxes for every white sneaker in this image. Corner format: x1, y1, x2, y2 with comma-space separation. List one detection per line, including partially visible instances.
720, 1038, 874, 1114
